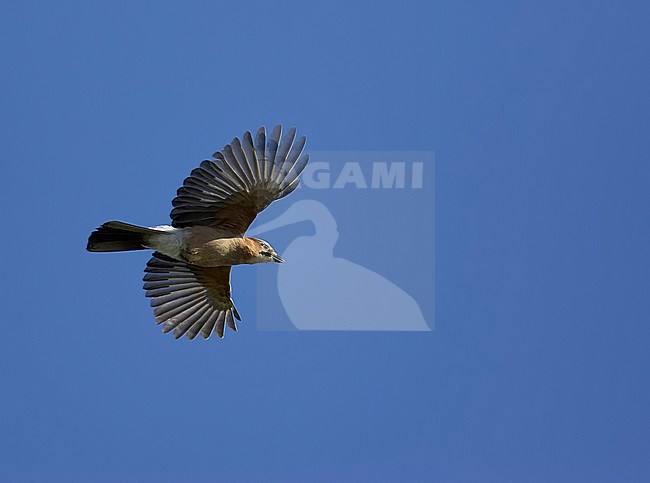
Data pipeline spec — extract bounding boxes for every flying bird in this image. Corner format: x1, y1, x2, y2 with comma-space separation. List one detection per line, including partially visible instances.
87, 125, 309, 340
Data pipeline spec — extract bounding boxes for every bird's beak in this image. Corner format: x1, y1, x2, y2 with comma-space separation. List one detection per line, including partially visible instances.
272, 255, 285, 263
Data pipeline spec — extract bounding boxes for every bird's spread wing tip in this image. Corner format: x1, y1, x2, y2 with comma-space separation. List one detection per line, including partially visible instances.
143, 255, 241, 341
170, 125, 309, 234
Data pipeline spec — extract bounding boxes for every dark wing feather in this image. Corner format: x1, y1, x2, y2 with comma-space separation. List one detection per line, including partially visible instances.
170, 124, 309, 235
143, 253, 241, 340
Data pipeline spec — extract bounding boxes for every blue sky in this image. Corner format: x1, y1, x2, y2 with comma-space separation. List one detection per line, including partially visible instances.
1, 1, 649, 481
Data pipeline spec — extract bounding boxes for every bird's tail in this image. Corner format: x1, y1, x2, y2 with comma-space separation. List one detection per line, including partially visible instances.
87, 221, 162, 252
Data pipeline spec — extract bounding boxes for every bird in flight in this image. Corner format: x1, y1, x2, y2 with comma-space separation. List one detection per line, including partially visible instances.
87, 125, 309, 340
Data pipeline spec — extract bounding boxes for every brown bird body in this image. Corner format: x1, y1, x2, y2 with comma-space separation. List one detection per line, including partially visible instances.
87, 125, 308, 340
144, 226, 264, 267
182, 233, 260, 267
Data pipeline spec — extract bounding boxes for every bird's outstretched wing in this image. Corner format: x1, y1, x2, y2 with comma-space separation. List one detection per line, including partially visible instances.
170, 125, 309, 236
143, 253, 240, 340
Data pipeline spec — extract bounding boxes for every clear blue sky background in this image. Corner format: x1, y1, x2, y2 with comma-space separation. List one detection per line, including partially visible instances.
1, 1, 649, 481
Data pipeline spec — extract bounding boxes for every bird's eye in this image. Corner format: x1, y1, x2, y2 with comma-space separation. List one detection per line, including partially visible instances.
260, 250, 272, 257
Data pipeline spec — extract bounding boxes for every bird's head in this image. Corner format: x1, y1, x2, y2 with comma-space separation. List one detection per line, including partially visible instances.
247, 238, 284, 264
